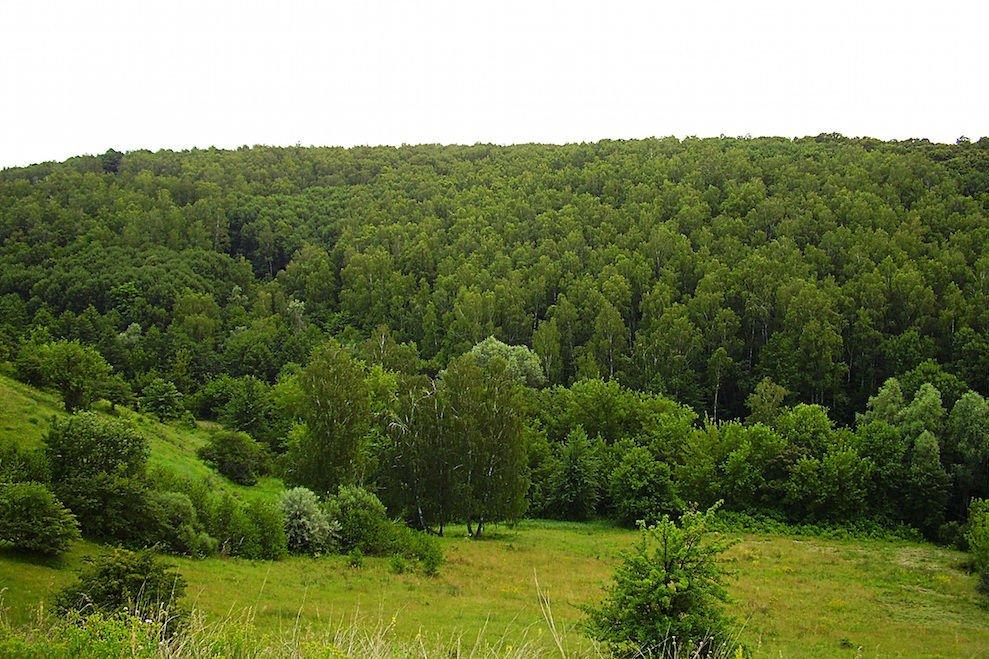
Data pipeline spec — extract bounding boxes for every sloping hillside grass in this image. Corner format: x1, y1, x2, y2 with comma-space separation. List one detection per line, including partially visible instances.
1, 374, 987, 656
2, 522, 987, 657
0, 373, 283, 499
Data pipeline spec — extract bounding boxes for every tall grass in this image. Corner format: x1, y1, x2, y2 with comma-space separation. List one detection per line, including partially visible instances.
0, 581, 738, 658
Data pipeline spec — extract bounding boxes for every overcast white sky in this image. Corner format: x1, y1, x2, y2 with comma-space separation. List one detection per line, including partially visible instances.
1, 1, 987, 168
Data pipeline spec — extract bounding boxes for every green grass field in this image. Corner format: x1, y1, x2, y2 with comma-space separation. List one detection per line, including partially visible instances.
1, 374, 988, 657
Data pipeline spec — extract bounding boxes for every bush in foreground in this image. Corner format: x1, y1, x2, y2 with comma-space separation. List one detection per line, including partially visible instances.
55, 549, 187, 635
585, 505, 739, 658
0, 481, 79, 555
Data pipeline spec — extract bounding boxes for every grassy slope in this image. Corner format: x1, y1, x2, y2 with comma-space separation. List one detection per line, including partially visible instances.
0, 373, 282, 498
1, 374, 987, 656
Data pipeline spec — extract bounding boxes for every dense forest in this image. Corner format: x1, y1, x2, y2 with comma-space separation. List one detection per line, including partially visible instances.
2, 136, 989, 548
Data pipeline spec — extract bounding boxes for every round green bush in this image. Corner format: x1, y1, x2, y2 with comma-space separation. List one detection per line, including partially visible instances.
0, 481, 79, 555
55, 549, 187, 635
197, 430, 268, 485
279, 487, 337, 554
324, 485, 393, 554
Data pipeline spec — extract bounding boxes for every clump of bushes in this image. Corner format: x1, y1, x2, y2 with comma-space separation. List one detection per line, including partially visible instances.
278, 485, 442, 572
197, 430, 269, 485
0, 481, 79, 555
45, 412, 150, 543
608, 446, 682, 528
55, 549, 187, 635
324, 486, 443, 573
0, 443, 49, 484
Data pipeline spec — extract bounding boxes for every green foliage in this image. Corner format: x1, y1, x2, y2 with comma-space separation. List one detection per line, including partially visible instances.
347, 548, 365, 568
609, 446, 682, 528
389, 524, 443, 575
244, 498, 288, 560
440, 354, 528, 537
197, 430, 268, 485
585, 505, 739, 657
545, 427, 602, 521
279, 487, 338, 555
139, 378, 184, 420
284, 339, 370, 494
206, 492, 263, 558
906, 431, 951, 537
143, 489, 216, 557
44, 412, 148, 481
0, 443, 49, 484
0, 481, 79, 554
965, 499, 989, 595
28, 340, 113, 412
467, 336, 546, 387
746, 377, 787, 425
324, 485, 392, 554
55, 549, 187, 633
44, 413, 152, 542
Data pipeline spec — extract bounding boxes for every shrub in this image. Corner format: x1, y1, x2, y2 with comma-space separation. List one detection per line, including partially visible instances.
0, 481, 79, 555
585, 505, 739, 658
347, 548, 364, 568
55, 472, 152, 543
207, 492, 261, 558
390, 523, 443, 575
33, 340, 113, 412
144, 489, 216, 557
245, 498, 288, 560
45, 413, 151, 542
609, 446, 682, 528
55, 549, 187, 634
324, 485, 392, 554
197, 431, 268, 485
189, 375, 240, 420
45, 412, 148, 481
389, 555, 408, 574
0, 443, 49, 484
140, 378, 184, 420
279, 487, 338, 555
966, 498, 989, 595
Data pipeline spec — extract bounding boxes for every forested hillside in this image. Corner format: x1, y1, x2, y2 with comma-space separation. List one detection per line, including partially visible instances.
2, 137, 988, 420
3, 135, 989, 656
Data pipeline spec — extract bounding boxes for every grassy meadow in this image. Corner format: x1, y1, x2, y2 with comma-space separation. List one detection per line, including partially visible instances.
2, 372, 988, 657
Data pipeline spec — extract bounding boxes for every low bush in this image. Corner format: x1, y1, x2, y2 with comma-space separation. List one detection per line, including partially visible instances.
197, 431, 268, 485
245, 498, 288, 560
280, 487, 338, 555
0, 481, 79, 555
144, 489, 216, 557
389, 523, 443, 575
324, 485, 392, 554
207, 492, 262, 558
608, 446, 682, 528
54, 472, 151, 543
55, 549, 187, 635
